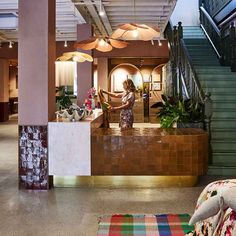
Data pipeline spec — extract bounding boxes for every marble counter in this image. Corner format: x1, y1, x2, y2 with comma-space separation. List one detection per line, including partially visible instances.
48, 109, 103, 176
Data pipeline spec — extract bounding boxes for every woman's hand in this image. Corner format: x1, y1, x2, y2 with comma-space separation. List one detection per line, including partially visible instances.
109, 106, 116, 112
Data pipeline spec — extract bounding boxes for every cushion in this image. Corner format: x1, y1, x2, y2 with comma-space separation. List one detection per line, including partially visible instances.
189, 195, 225, 225
222, 187, 236, 211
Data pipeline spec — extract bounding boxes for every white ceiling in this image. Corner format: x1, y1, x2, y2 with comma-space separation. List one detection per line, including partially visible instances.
0, 0, 177, 42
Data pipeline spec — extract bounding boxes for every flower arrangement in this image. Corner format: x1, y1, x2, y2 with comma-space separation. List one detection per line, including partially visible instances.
85, 87, 96, 110
88, 87, 96, 99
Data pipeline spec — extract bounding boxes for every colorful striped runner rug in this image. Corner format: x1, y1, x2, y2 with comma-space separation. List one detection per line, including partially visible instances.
97, 214, 194, 236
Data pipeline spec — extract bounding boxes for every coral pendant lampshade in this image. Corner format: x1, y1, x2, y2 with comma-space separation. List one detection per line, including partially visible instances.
74, 37, 129, 52
112, 23, 160, 41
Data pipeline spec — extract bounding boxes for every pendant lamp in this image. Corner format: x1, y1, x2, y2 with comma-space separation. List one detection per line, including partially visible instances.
74, 37, 128, 52
111, 23, 160, 41
56, 51, 93, 63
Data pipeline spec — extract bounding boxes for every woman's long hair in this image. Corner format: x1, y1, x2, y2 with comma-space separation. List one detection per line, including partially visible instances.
124, 79, 136, 92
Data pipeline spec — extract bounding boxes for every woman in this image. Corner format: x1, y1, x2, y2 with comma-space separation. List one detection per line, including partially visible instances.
102, 79, 136, 129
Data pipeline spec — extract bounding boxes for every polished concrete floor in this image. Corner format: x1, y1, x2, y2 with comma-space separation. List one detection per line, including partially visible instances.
0, 118, 227, 236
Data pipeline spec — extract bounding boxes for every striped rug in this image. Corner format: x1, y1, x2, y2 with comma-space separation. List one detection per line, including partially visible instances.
97, 214, 194, 236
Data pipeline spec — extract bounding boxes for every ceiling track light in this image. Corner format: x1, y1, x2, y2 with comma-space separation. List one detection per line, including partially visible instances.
64, 40, 68, 47
99, 0, 104, 16
9, 41, 13, 48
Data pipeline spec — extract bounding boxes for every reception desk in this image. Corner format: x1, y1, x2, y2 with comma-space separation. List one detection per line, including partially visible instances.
92, 128, 208, 176
48, 110, 208, 179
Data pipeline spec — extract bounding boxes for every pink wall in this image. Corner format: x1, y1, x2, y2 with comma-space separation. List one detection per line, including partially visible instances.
77, 24, 93, 106
97, 58, 108, 91
18, 0, 56, 125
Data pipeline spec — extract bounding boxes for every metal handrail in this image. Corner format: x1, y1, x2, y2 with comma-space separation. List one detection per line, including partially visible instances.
200, 6, 221, 36
165, 22, 205, 103
200, 24, 222, 58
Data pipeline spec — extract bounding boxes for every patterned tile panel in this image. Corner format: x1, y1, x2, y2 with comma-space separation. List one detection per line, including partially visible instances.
19, 126, 49, 189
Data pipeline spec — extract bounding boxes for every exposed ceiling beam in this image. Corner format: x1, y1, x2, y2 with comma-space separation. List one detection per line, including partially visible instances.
94, 1, 113, 36
79, 0, 108, 37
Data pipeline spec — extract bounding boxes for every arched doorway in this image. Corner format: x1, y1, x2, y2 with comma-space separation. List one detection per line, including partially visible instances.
108, 63, 144, 123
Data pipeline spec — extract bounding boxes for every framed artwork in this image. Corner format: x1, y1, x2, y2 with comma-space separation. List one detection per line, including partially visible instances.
152, 74, 161, 82
143, 74, 151, 83
127, 74, 142, 89
152, 82, 162, 91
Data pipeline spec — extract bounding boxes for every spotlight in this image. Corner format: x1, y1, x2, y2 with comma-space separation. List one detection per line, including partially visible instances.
99, 10, 104, 16
99, 0, 104, 16
9, 41, 13, 48
158, 39, 162, 46
64, 40, 68, 47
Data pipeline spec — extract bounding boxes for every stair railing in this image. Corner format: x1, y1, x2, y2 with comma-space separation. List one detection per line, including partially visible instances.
199, 5, 222, 59
200, 4, 236, 71
165, 22, 205, 103
165, 21, 213, 161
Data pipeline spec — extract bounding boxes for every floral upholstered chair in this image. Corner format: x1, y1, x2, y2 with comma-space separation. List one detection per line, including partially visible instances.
189, 179, 236, 236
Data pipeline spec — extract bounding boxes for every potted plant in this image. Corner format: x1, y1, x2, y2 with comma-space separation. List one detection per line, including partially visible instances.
151, 95, 204, 128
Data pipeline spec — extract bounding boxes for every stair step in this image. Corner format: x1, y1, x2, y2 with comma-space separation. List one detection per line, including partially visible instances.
201, 81, 236, 87
211, 118, 236, 128
198, 74, 236, 80
185, 44, 210, 47
188, 51, 216, 56
193, 62, 220, 66
183, 36, 206, 39
203, 87, 236, 92
184, 39, 209, 44
211, 94, 236, 101
191, 54, 218, 58
197, 70, 234, 75
211, 152, 236, 166
213, 102, 236, 109
212, 141, 236, 152
212, 129, 236, 140
208, 166, 236, 175
212, 111, 236, 119
183, 33, 205, 36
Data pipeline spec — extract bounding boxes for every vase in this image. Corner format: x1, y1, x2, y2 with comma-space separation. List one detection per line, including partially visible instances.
91, 98, 95, 110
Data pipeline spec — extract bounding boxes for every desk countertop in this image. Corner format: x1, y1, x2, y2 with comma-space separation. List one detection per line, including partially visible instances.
92, 127, 207, 136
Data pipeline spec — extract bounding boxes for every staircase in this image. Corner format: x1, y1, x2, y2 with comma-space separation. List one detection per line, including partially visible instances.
183, 26, 236, 175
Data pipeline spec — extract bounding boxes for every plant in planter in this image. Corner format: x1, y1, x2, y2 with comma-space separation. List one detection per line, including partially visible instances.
56, 86, 73, 110
151, 95, 204, 128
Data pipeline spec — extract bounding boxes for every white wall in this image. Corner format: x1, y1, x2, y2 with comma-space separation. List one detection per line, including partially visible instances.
170, 0, 200, 26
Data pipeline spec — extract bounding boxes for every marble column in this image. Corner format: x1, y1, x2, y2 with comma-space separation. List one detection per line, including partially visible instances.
0, 59, 9, 122
77, 24, 93, 106
18, 0, 56, 189
97, 58, 108, 91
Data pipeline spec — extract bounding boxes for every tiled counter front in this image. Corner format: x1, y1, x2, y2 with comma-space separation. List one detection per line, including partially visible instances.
109, 100, 144, 123
92, 128, 208, 176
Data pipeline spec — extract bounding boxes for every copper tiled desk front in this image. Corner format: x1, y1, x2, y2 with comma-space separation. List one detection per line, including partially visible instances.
92, 128, 208, 175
